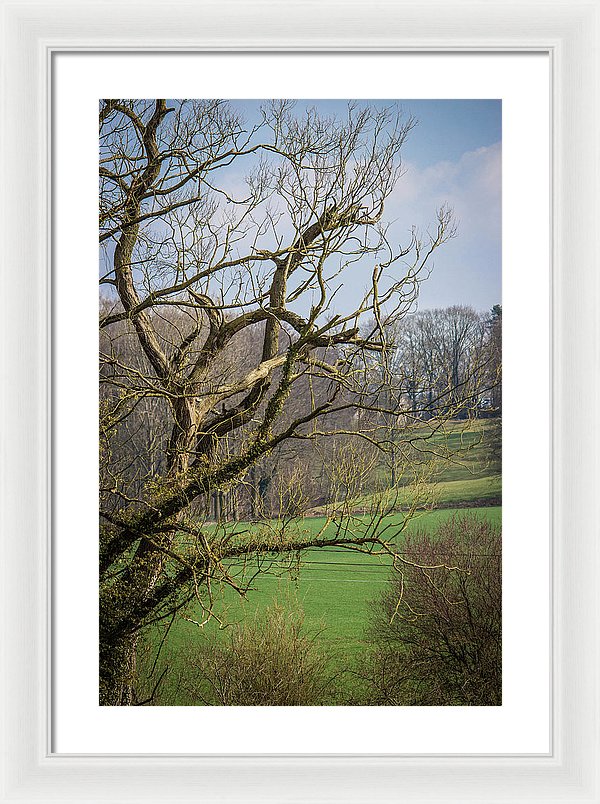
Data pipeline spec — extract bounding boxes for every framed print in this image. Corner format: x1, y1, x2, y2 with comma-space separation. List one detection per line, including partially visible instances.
1, 1, 599, 802
57, 53, 544, 754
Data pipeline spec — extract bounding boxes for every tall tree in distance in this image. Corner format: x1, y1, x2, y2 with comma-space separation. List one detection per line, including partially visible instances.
382, 305, 494, 421
487, 304, 502, 414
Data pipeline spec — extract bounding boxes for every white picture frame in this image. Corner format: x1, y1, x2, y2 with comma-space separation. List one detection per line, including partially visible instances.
1, 0, 598, 801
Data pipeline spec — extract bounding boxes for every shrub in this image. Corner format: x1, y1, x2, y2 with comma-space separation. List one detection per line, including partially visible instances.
182, 603, 333, 706
365, 514, 501, 705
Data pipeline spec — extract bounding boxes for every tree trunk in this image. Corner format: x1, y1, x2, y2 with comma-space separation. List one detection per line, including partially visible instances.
99, 631, 139, 705
167, 397, 198, 474
390, 442, 397, 488
249, 466, 258, 519
213, 490, 221, 522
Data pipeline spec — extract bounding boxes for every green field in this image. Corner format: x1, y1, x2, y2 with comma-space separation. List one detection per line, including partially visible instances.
139, 505, 501, 705
136, 419, 501, 704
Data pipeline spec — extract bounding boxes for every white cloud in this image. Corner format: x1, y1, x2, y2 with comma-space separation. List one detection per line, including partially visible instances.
374, 142, 502, 311
390, 142, 501, 242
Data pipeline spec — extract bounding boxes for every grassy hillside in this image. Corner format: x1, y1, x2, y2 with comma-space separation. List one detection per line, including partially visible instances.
400, 418, 501, 485
304, 418, 501, 517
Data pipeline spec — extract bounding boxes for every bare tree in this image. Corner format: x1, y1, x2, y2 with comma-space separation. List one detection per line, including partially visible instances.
385, 306, 494, 420
98, 99, 457, 705
365, 514, 501, 705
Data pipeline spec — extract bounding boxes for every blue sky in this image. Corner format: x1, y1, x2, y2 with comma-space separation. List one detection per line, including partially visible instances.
232, 99, 501, 313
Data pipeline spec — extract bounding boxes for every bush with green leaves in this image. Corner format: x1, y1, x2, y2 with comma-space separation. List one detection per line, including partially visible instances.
365, 513, 501, 705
